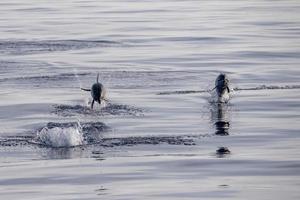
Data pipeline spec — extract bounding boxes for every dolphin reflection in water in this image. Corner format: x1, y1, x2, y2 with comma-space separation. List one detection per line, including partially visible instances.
212, 104, 231, 157
212, 103, 230, 136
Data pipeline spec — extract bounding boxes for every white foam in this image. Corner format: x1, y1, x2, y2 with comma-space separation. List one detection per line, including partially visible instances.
36, 124, 85, 148
210, 89, 231, 103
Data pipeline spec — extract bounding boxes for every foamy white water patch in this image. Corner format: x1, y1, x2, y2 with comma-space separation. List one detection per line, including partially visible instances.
36, 123, 85, 148
209, 89, 231, 103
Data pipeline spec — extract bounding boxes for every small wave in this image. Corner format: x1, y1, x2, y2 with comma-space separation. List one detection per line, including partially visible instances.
52, 104, 92, 117
0, 136, 33, 147
0, 132, 204, 149
157, 90, 209, 95
99, 135, 198, 147
0, 39, 119, 55
153, 36, 233, 43
53, 103, 143, 117
127, 36, 235, 44
102, 103, 144, 116
0, 71, 91, 88
236, 51, 300, 59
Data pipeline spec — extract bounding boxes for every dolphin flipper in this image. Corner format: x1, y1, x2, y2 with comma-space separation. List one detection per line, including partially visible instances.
81, 88, 91, 91
211, 86, 216, 92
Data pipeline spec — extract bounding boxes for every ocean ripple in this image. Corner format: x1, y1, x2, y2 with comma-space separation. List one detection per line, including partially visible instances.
0, 39, 119, 55
53, 103, 144, 117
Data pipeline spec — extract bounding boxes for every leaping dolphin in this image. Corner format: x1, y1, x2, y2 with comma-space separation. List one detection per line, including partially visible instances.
212, 73, 230, 103
81, 73, 106, 109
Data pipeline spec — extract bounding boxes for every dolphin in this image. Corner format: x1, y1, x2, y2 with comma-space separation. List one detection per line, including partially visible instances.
81, 73, 106, 109
213, 73, 230, 103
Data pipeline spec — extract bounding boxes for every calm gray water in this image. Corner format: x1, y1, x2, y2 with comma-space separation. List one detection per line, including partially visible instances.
1, 0, 300, 199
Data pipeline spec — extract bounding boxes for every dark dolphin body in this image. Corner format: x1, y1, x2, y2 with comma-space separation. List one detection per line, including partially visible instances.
215, 73, 230, 98
212, 73, 231, 103
81, 73, 106, 109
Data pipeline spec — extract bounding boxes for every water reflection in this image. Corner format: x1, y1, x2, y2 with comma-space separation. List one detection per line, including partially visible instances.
37, 147, 107, 160
91, 150, 105, 161
39, 146, 86, 159
211, 103, 231, 136
211, 103, 232, 157
216, 147, 231, 158
95, 186, 109, 196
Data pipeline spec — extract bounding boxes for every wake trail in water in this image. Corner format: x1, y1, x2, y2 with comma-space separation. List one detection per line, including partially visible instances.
53, 102, 144, 117
232, 84, 300, 91
158, 89, 210, 95
157, 84, 300, 95
0, 134, 201, 148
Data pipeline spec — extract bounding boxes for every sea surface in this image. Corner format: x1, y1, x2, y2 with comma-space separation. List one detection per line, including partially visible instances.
0, 0, 300, 199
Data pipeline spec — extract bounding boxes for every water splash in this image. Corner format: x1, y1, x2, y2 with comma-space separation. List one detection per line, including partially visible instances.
36, 122, 85, 148
209, 89, 231, 104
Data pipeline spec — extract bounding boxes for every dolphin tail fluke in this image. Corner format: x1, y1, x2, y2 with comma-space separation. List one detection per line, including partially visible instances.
96, 73, 99, 83
81, 88, 91, 91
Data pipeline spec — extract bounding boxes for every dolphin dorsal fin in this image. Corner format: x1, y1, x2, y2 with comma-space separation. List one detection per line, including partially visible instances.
96, 73, 99, 83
